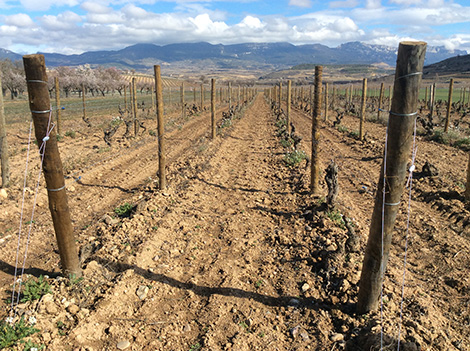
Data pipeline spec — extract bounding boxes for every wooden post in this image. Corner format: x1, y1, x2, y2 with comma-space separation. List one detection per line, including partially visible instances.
279, 82, 282, 110
211, 78, 216, 139
81, 83, 87, 123
132, 78, 138, 136
465, 153, 470, 202
377, 82, 384, 121
54, 77, 61, 136
124, 84, 128, 111
444, 78, 454, 133
357, 41, 426, 314
324, 82, 329, 121
360, 78, 367, 141
154, 66, 166, 190
424, 86, 428, 107
0, 75, 10, 188
430, 83, 436, 118
193, 87, 196, 104
287, 80, 291, 135
181, 82, 185, 119
201, 84, 204, 110
228, 82, 232, 110
23, 54, 81, 278
311, 66, 322, 194
151, 87, 156, 110
389, 85, 392, 110
238, 85, 241, 107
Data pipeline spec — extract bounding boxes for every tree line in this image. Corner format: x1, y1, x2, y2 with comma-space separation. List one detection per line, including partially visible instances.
0, 59, 153, 100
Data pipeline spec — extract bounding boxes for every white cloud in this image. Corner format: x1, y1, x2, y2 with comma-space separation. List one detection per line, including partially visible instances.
19, 0, 79, 11
329, 0, 359, 8
289, 0, 312, 8
3, 13, 34, 27
80, 2, 111, 14
365, 0, 382, 9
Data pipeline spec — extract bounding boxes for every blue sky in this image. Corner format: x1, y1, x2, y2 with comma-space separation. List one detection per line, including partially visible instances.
0, 0, 469, 54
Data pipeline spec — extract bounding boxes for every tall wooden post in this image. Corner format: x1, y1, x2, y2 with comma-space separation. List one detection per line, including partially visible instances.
357, 41, 426, 314
0, 75, 10, 188
377, 82, 384, 121
211, 79, 216, 139
201, 84, 204, 110
279, 82, 282, 110
154, 66, 166, 190
151, 87, 156, 110
132, 78, 138, 136
324, 82, 329, 121
55, 77, 61, 135
124, 84, 128, 111
228, 82, 232, 110
81, 83, 87, 124
332, 86, 336, 111
424, 86, 428, 107
287, 80, 292, 135
360, 78, 367, 141
181, 82, 185, 119
444, 78, 454, 133
430, 83, 436, 118
389, 85, 392, 110
465, 153, 470, 202
23, 54, 81, 278
311, 66, 322, 194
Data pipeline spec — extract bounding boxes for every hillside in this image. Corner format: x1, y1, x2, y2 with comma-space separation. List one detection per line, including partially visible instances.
423, 54, 470, 79
0, 42, 465, 74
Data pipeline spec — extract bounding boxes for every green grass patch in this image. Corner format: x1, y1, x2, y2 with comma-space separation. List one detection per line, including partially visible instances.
283, 150, 307, 167
19, 275, 52, 303
0, 317, 39, 349
114, 203, 135, 217
326, 209, 346, 229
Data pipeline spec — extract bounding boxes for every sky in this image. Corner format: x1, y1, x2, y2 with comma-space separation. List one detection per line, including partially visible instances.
0, 0, 469, 55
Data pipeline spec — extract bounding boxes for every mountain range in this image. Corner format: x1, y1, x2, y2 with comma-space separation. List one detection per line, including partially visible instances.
0, 42, 467, 73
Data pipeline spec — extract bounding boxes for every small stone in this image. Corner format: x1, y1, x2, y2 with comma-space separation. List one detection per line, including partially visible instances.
0, 188, 7, 199
103, 215, 119, 226
290, 325, 300, 338
300, 330, 310, 341
183, 324, 191, 333
301, 283, 310, 292
330, 333, 344, 342
305, 225, 313, 231
136, 286, 149, 300
45, 301, 58, 315
68, 185, 75, 192
116, 340, 130, 350
67, 304, 80, 315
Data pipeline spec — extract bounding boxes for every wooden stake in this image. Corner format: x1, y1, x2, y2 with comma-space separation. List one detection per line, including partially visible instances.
357, 41, 426, 314
23, 54, 81, 278
228, 82, 232, 110
0, 75, 10, 187
287, 80, 292, 135
360, 78, 367, 141
444, 78, 454, 133
211, 79, 216, 139
82, 83, 87, 124
132, 78, 138, 136
124, 84, 128, 111
377, 82, 384, 121
181, 82, 185, 119
55, 77, 61, 136
424, 86, 428, 107
324, 82, 329, 121
465, 153, 470, 202
279, 82, 282, 110
154, 66, 166, 190
311, 66, 322, 194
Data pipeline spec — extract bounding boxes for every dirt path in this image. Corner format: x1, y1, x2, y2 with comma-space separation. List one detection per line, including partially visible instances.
1, 94, 469, 351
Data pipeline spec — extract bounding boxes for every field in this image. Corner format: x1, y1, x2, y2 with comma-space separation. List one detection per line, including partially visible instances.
0, 78, 469, 351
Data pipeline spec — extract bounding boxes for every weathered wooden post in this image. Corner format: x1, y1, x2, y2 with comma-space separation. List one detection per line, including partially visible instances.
81, 83, 87, 123
151, 87, 156, 110
465, 153, 470, 202
54, 77, 61, 135
430, 83, 436, 118
444, 78, 454, 133
154, 65, 166, 190
324, 82, 329, 121
211, 79, 216, 139
228, 82, 232, 110
201, 84, 204, 110
0, 75, 10, 188
124, 84, 128, 111
360, 78, 367, 141
279, 82, 282, 110
388, 85, 392, 110
23, 54, 81, 278
424, 86, 428, 107
132, 78, 138, 136
287, 80, 292, 135
332, 86, 336, 111
181, 82, 185, 119
311, 66, 322, 194
193, 86, 196, 104
377, 82, 384, 121
357, 41, 426, 314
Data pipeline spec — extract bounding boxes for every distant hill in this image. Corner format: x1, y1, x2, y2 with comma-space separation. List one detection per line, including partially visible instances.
0, 42, 466, 74
0, 48, 22, 61
423, 54, 470, 79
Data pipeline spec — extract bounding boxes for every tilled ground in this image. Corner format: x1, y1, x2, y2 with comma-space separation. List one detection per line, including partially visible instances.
1, 94, 469, 351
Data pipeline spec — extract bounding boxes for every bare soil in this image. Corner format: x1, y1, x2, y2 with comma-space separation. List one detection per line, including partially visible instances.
1, 94, 469, 351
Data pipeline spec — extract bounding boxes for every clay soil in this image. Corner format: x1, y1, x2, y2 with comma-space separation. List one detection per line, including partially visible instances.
0, 94, 469, 351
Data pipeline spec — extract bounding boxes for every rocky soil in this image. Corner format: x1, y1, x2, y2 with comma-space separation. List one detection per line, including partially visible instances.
0, 93, 469, 351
